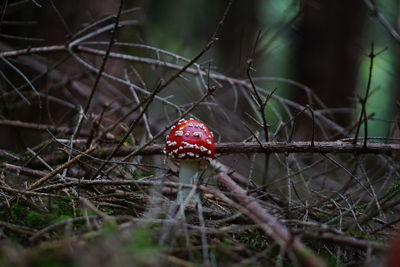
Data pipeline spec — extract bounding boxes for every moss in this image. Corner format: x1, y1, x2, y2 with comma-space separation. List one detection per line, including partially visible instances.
99, 220, 118, 237
54, 152, 65, 163
1, 196, 84, 237
297, 248, 314, 256
54, 196, 76, 217
101, 207, 114, 215
355, 202, 368, 213
319, 252, 343, 267
128, 227, 160, 253
314, 211, 332, 222
128, 169, 153, 180
266, 247, 282, 262
350, 229, 378, 241
210, 239, 236, 265
6, 202, 52, 229
393, 180, 400, 192
126, 226, 162, 264
30, 247, 72, 267
235, 230, 269, 250
380, 179, 400, 205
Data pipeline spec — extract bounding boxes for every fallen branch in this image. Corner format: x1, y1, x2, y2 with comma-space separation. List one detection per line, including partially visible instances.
21, 141, 399, 168
27, 146, 95, 190
0, 119, 89, 135
97, 141, 400, 156
217, 172, 325, 267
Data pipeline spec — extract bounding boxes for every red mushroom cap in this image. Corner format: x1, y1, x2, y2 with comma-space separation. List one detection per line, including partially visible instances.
166, 119, 215, 160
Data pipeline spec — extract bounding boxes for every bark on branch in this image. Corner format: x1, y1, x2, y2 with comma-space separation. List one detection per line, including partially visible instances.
217, 172, 325, 267
105, 141, 400, 157
21, 141, 399, 167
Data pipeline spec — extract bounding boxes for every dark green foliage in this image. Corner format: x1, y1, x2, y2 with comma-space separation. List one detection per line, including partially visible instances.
1, 196, 80, 231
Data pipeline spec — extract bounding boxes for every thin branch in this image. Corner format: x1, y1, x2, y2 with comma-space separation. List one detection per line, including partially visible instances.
27, 146, 95, 190
91, 81, 163, 178
83, 0, 124, 114
0, 119, 89, 135
26, 141, 400, 165
363, 0, 400, 43
354, 43, 376, 145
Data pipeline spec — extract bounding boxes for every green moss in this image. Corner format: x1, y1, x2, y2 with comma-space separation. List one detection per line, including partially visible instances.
388, 180, 400, 196
97, 146, 109, 157
350, 229, 378, 241
128, 169, 153, 180
127, 226, 161, 259
267, 247, 282, 262
210, 239, 236, 265
355, 202, 368, 213
54, 196, 76, 217
314, 212, 332, 222
30, 247, 72, 267
221, 237, 234, 247
297, 248, 314, 256
1, 196, 84, 236
54, 152, 65, 163
99, 220, 118, 237
6, 202, 52, 229
319, 252, 342, 267
235, 230, 269, 249
129, 227, 158, 251
101, 207, 114, 215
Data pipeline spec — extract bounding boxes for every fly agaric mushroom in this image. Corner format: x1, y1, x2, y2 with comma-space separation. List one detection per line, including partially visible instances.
165, 118, 215, 203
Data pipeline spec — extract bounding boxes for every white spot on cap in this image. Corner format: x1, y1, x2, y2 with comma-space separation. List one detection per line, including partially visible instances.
193, 132, 203, 137
187, 152, 195, 157
185, 132, 190, 136
167, 141, 177, 147
206, 139, 212, 145
178, 153, 186, 158
175, 131, 183, 136
199, 146, 208, 152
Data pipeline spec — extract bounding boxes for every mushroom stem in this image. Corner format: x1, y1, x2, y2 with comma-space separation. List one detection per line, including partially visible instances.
177, 160, 200, 204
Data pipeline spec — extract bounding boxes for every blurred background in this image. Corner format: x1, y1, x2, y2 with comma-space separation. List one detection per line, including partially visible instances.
1, 0, 399, 144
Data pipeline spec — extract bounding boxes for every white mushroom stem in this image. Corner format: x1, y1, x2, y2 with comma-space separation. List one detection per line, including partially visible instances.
177, 160, 201, 204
